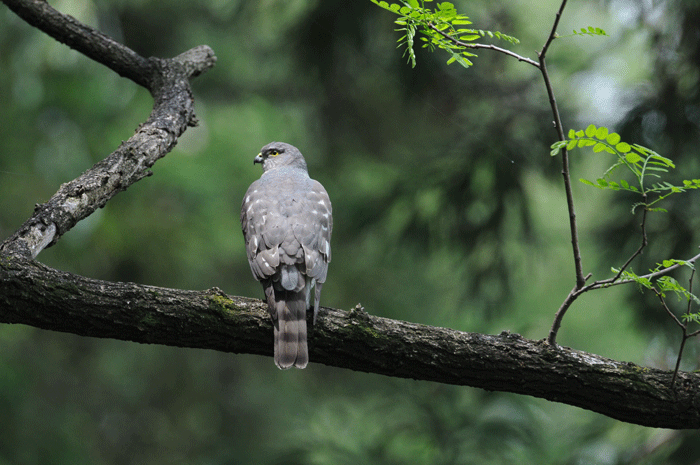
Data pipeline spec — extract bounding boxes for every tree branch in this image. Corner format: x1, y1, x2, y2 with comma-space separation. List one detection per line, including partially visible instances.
537, 0, 586, 296
1, 254, 699, 430
3, 0, 153, 88
548, 250, 700, 345
426, 23, 541, 68
4, 0, 699, 433
0, 0, 216, 259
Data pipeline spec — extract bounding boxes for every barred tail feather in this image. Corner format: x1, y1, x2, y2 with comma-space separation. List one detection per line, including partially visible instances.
273, 290, 308, 369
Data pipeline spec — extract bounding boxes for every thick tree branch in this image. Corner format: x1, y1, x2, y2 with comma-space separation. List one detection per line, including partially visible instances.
3, 0, 153, 88
1, 254, 699, 430
0, 0, 216, 258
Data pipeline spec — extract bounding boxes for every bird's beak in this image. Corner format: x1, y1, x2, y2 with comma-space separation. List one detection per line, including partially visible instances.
253, 153, 263, 165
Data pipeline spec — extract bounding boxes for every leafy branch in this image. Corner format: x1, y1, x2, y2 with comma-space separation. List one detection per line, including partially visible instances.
622, 264, 700, 388
371, 0, 530, 68
556, 26, 608, 39
371, 0, 586, 292
551, 124, 700, 213
548, 124, 700, 348
371, 0, 700, 381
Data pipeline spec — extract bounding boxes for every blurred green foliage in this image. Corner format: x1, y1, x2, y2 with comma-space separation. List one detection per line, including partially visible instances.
2, 0, 700, 463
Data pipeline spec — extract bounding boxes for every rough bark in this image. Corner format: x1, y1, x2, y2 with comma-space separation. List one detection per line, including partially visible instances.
1, 254, 699, 429
0, 0, 216, 258
2, 0, 700, 431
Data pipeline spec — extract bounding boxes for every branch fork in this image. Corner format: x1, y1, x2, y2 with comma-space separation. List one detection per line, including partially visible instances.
0, 0, 216, 259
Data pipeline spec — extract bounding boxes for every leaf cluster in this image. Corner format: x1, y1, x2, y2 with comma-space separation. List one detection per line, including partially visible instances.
371, 0, 519, 68
556, 26, 608, 39
616, 260, 700, 326
551, 124, 700, 212
617, 260, 693, 295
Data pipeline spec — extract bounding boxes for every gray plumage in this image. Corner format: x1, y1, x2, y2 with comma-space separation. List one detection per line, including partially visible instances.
241, 142, 332, 369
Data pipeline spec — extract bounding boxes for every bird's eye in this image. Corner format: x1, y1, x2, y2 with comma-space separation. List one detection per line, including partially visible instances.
269, 149, 279, 157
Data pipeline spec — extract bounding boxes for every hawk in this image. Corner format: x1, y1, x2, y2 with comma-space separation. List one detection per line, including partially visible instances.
241, 142, 332, 369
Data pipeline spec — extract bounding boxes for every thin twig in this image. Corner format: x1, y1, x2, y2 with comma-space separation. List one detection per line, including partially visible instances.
601, 251, 700, 289
540, 0, 568, 57
548, 250, 700, 346
548, 287, 579, 345
427, 23, 541, 68
672, 268, 699, 389
540, 61, 585, 292
652, 267, 700, 390
657, 289, 686, 329
598, 202, 648, 286
687, 267, 695, 314
655, 289, 686, 390
671, 337, 686, 390
538, 0, 586, 346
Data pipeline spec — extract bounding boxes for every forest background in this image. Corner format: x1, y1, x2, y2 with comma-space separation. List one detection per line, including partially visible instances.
2, 0, 700, 463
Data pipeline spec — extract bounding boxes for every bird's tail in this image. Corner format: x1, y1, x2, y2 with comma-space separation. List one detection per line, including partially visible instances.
273, 290, 308, 369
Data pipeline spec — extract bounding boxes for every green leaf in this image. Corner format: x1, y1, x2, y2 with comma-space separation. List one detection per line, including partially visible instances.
580, 178, 596, 187
585, 124, 597, 137
616, 142, 631, 153
595, 126, 609, 139
625, 152, 642, 163
606, 133, 621, 145
568, 128, 576, 139
566, 139, 577, 150
593, 142, 607, 152
648, 153, 675, 168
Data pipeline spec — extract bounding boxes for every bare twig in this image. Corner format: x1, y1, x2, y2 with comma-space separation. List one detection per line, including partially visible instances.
599, 201, 648, 285
655, 289, 685, 389
670, 268, 698, 389
540, 0, 568, 57
537, 0, 586, 295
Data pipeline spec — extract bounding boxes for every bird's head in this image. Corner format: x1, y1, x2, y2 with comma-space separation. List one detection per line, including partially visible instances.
254, 142, 308, 173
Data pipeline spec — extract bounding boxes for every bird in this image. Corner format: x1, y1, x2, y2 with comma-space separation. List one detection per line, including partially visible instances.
240, 142, 332, 369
